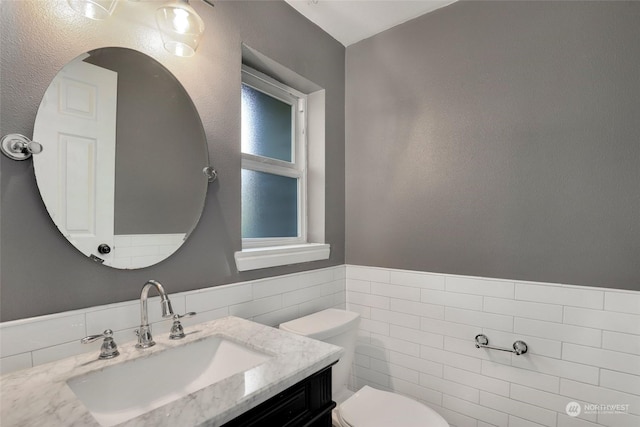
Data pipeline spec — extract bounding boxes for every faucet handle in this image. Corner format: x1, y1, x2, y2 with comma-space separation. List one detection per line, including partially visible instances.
81, 328, 114, 344
81, 329, 120, 359
169, 312, 197, 340
174, 312, 197, 320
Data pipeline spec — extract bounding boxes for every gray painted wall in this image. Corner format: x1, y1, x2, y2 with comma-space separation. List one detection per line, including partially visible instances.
85, 48, 208, 235
346, 1, 640, 290
0, 0, 345, 321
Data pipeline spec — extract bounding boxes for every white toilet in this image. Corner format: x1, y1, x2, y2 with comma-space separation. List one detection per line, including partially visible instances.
280, 309, 450, 427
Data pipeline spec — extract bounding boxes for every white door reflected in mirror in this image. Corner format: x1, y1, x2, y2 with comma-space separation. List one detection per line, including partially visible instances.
35, 57, 118, 264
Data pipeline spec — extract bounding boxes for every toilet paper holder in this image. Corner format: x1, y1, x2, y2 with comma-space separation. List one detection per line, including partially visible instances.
474, 334, 528, 356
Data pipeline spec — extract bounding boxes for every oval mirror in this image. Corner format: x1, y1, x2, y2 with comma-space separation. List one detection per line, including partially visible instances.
33, 47, 209, 269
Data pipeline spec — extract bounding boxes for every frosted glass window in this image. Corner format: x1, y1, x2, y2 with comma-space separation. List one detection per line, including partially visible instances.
242, 169, 298, 238
240, 65, 306, 247
241, 83, 293, 163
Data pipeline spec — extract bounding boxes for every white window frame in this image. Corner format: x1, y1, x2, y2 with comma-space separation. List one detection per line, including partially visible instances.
240, 65, 308, 249
235, 62, 330, 272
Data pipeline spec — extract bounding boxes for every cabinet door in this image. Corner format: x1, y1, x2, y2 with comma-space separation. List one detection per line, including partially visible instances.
223, 364, 334, 427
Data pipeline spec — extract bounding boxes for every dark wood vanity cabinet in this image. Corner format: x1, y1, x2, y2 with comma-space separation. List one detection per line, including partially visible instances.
222, 364, 335, 427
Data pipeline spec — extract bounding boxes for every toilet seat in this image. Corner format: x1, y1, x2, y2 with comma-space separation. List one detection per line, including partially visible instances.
337, 386, 449, 427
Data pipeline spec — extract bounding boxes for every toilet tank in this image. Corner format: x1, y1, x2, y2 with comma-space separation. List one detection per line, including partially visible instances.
280, 309, 360, 395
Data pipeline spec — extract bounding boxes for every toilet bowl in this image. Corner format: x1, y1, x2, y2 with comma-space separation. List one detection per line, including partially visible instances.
336, 385, 448, 427
280, 309, 449, 427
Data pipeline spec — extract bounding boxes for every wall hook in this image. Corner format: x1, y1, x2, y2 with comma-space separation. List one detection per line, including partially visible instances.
1, 134, 43, 161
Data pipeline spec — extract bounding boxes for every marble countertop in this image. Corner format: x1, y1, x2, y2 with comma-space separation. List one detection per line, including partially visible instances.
0, 316, 343, 426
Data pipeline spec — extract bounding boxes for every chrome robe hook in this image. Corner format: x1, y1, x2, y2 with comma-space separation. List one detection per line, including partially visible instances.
1, 134, 43, 160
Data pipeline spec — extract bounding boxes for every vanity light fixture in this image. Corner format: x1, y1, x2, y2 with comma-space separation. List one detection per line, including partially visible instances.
156, 0, 206, 57
67, 0, 117, 20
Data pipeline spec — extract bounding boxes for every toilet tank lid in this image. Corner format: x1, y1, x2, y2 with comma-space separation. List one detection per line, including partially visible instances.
279, 309, 360, 341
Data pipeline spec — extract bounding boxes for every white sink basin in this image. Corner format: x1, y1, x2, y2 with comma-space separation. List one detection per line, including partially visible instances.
67, 336, 272, 426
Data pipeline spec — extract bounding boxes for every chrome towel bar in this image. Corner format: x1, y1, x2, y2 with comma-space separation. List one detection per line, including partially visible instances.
475, 334, 528, 356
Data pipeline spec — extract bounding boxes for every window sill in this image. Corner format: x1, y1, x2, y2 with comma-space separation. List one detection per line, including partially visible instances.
234, 243, 330, 272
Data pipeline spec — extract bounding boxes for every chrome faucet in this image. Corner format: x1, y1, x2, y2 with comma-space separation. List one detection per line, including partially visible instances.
135, 280, 174, 348
81, 329, 120, 359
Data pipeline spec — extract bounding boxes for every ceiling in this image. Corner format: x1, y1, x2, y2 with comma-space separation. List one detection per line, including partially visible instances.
283, 0, 457, 46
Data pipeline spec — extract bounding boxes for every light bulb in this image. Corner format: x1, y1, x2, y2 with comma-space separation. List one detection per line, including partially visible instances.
172, 9, 190, 33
